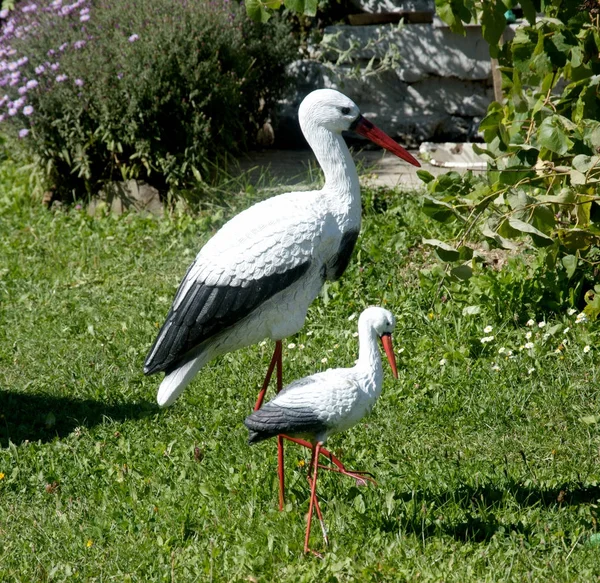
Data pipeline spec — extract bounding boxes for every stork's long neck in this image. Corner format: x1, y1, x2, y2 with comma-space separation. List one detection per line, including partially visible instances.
303, 124, 361, 226
355, 321, 383, 398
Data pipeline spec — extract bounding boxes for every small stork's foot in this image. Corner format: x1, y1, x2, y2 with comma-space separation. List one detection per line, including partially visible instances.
281, 434, 377, 487
317, 464, 377, 487
305, 547, 325, 559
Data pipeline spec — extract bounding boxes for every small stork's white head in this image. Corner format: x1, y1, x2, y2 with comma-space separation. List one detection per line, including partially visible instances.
298, 89, 360, 135
359, 306, 398, 378
298, 89, 421, 167
360, 306, 396, 337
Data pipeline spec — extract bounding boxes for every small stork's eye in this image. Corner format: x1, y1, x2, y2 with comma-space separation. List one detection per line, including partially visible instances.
341, 106, 351, 115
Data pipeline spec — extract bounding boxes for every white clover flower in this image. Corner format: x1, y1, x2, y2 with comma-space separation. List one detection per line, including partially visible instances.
543, 333, 550, 341
259, 340, 267, 347
538, 321, 546, 328
347, 313, 357, 321
554, 348, 562, 354
567, 308, 577, 316
352, 331, 359, 337
562, 338, 569, 345
584, 345, 591, 353
484, 325, 493, 334
524, 342, 534, 349
306, 331, 313, 336
526, 319, 535, 327
321, 357, 328, 364
576, 312, 588, 324
525, 331, 532, 340
491, 364, 500, 371
287, 343, 296, 349
507, 350, 514, 357
498, 347, 506, 354
439, 358, 447, 366
564, 327, 570, 334
298, 344, 305, 350
397, 347, 405, 354
527, 367, 535, 375
480, 336, 494, 344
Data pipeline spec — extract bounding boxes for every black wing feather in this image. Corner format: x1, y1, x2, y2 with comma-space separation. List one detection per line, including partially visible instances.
328, 228, 359, 281
244, 402, 325, 444
144, 261, 311, 375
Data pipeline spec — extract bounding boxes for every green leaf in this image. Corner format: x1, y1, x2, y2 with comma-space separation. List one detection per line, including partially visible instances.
423, 238, 460, 262
480, 223, 520, 250
507, 217, 554, 246
558, 228, 599, 250
422, 195, 457, 222
537, 116, 574, 156
572, 154, 600, 174
435, 0, 466, 35
480, 1, 507, 56
451, 263, 473, 280
538, 188, 576, 205
519, 0, 537, 25
245, 0, 274, 22
569, 169, 587, 185
580, 415, 600, 425
284, 0, 316, 16
462, 305, 481, 316
417, 169, 436, 184
561, 254, 577, 279
353, 493, 366, 514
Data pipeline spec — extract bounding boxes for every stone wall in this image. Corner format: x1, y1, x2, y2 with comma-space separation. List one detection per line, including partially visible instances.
274, 2, 495, 148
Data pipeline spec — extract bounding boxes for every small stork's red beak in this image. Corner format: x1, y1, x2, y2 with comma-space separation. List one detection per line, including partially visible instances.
351, 116, 420, 167
380, 333, 398, 379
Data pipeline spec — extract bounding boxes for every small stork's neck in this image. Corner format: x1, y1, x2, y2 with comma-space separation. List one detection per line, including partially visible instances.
355, 320, 384, 397
304, 124, 361, 223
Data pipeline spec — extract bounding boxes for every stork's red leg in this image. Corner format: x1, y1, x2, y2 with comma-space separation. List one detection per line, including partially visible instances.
281, 435, 376, 486
304, 442, 325, 557
253, 340, 282, 412
276, 344, 285, 511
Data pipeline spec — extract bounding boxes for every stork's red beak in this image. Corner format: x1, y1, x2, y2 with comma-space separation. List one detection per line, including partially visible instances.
380, 333, 398, 379
351, 116, 420, 167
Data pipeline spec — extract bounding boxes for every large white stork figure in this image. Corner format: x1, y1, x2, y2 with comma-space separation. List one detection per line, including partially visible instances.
244, 306, 398, 556
144, 89, 419, 508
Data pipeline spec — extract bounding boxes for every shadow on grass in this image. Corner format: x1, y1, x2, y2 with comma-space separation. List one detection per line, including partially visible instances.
0, 390, 156, 447
379, 480, 600, 543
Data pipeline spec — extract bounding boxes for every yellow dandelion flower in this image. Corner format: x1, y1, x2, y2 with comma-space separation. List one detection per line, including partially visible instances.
0, 472, 5, 480
297, 460, 305, 468
86, 539, 93, 548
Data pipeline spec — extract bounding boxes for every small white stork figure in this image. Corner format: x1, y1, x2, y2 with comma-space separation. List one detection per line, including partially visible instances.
144, 89, 418, 509
244, 306, 398, 556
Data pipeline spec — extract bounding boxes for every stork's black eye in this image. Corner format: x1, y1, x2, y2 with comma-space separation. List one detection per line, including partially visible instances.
341, 107, 351, 115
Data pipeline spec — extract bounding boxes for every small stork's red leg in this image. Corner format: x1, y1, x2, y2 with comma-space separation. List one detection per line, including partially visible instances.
281, 435, 376, 487
307, 468, 329, 547
304, 442, 325, 557
253, 340, 282, 412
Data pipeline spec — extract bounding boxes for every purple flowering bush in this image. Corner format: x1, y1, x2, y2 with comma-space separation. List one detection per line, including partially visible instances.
0, 0, 296, 200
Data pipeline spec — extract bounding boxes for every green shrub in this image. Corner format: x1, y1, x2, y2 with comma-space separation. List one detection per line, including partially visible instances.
0, 0, 296, 200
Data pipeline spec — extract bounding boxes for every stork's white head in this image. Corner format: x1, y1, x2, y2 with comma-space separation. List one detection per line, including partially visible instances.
298, 89, 360, 135
298, 89, 420, 167
359, 306, 398, 378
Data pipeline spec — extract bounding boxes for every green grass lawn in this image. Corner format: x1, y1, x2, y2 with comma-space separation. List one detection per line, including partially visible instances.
1, 162, 599, 582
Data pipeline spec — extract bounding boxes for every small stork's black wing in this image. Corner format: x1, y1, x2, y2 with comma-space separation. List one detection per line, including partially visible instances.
244, 377, 328, 443
144, 261, 310, 375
